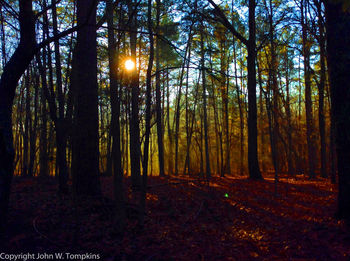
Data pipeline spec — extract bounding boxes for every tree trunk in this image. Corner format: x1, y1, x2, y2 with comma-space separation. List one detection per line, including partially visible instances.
200, 20, 211, 180
139, 0, 154, 226
28, 70, 39, 177
247, 0, 262, 179
106, 0, 125, 233
325, 0, 350, 221
0, 6, 7, 68
316, 0, 327, 178
39, 79, 48, 177
128, 0, 141, 189
23, 72, 30, 177
155, 0, 165, 177
72, 0, 101, 196
0, 0, 36, 234
301, 0, 316, 178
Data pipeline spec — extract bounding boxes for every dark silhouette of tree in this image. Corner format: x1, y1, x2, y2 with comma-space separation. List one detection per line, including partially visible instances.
155, 0, 165, 177
128, 0, 142, 189
106, 0, 125, 233
0, 0, 36, 234
325, 0, 350, 222
72, 0, 101, 196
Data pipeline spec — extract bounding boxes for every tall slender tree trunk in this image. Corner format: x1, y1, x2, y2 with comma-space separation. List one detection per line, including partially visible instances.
128, 0, 141, 189
174, 56, 188, 176
155, 0, 165, 177
184, 75, 200, 176
23, 72, 30, 177
219, 38, 230, 176
316, 0, 327, 178
301, 0, 316, 178
184, 33, 194, 176
268, 0, 279, 191
28, 71, 39, 177
139, 0, 154, 226
52, 0, 69, 191
247, 0, 262, 179
200, 20, 211, 180
284, 50, 294, 176
107, 0, 125, 233
39, 80, 48, 177
233, 39, 244, 176
166, 69, 173, 175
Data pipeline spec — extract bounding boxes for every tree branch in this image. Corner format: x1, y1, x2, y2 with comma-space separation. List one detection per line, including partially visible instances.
207, 0, 248, 46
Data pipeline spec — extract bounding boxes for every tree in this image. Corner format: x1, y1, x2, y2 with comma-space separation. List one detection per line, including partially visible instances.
72, 0, 101, 195
314, 0, 327, 178
106, 0, 125, 232
155, 0, 165, 177
36, 0, 71, 192
200, 16, 211, 180
128, 0, 142, 189
325, 0, 350, 221
140, 0, 155, 226
208, 0, 263, 179
0, 0, 36, 234
300, 0, 316, 178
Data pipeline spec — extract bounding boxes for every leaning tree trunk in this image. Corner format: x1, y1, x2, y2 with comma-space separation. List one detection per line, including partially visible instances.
0, 0, 36, 234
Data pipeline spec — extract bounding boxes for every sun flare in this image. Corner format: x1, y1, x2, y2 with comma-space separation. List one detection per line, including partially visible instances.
125, 59, 135, 71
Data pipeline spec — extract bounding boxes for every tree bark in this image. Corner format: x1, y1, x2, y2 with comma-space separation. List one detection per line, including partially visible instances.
0, 0, 36, 234
139, 0, 154, 226
200, 20, 211, 180
72, 0, 101, 196
315, 0, 327, 178
155, 0, 165, 177
106, 0, 125, 233
301, 0, 316, 178
247, 0, 262, 179
325, 0, 350, 221
128, 0, 141, 189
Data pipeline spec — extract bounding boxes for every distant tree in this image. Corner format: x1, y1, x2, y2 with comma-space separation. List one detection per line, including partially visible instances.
208, 0, 263, 179
300, 0, 316, 178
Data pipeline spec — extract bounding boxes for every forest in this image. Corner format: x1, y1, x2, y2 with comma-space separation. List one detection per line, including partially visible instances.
0, 0, 350, 260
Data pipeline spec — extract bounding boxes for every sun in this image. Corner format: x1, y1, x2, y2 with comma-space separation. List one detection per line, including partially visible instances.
125, 59, 135, 71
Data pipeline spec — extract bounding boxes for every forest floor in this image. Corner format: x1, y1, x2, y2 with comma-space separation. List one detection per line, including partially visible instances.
2, 174, 350, 261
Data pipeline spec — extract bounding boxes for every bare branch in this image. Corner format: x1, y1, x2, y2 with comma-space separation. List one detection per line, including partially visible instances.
207, 0, 248, 46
